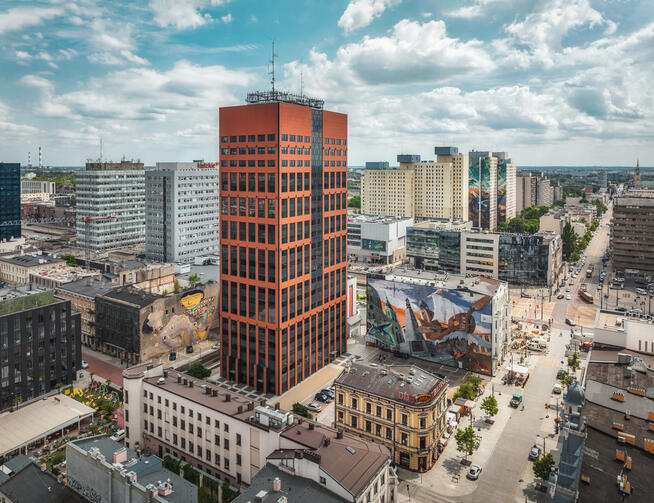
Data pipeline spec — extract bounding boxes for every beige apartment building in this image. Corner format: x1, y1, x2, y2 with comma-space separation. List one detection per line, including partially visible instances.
361, 148, 468, 221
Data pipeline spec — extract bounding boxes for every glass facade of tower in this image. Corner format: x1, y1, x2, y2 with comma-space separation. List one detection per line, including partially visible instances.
0, 162, 21, 241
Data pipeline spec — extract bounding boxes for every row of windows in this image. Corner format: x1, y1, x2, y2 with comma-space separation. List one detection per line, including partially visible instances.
221, 134, 275, 142
220, 159, 346, 168
220, 134, 346, 146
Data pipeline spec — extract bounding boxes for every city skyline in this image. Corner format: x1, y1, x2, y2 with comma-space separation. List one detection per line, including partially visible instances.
0, 0, 652, 166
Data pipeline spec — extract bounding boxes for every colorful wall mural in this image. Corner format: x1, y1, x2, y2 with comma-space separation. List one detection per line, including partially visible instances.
141, 282, 218, 361
367, 278, 493, 375
469, 156, 492, 229
496, 159, 507, 225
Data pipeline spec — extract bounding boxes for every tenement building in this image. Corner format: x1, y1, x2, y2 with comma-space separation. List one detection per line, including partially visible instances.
76, 160, 145, 251
334, 361, 448, 472
219, 90, 348, 394
145, 161, 219, 263
0, 287, 81, 410
122, 362, 393, 502
611, 191, 654, 278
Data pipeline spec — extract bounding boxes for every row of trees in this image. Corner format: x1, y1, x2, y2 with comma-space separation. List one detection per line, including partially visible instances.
495, 206, 550, 234
561, 222, 595, 262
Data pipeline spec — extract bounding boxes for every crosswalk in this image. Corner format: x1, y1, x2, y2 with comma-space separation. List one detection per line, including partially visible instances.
538, 358, 562, 368
402, 483, 462, 503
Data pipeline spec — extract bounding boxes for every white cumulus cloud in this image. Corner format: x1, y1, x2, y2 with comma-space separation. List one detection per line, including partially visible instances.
338, 0, 402, 34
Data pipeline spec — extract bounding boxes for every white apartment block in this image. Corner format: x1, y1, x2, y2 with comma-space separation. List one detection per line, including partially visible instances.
360, 149, 469, 221
76, 161, 145, 251
360, 168, 414, 218
21, 179, 56, 194
145, 162, 219, 263
122, 363, 392, 502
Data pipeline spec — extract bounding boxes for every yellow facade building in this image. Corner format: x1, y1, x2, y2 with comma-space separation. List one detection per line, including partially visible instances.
334, 362, 448, 472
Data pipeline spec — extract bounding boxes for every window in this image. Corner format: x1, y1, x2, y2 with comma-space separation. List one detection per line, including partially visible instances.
420, 417, 426, 429
224, 439, 230, 450
386, 427, 392, 440
351, 398, 358, 409
236, 454, 241, 466
401, 433, 408, 445
351, 416, 358, 428
366, 402, 372, 414
401, 414, 408, 426
365, 420, 371, 433
224, 458, 230, 470
320, 476, 326, 485
387, 409, 393, 421
236, 434, 241, 446
376, 406, 382, 417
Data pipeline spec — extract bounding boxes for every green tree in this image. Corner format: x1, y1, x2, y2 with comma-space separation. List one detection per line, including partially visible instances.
198, 486, 216, 503
465, 374, 483, 395
455, 426, 477, 462
453, 382, 476, 400
480, 395, 498, 420
557, 370, 574, 389
561, 222, 578, 261
221, 481, 238, 503
61, 254, 77, 267
69, 196, 76, 205
188, 273, 201, 286
186, 363, 211, 379
292, 402, 313, 419
568, 352, 581, 372
162, 289, 169, 296
174, 280, 180, 293
533, 452, 554, 482
163, 455, 182, 475
348, 196, 361, 208
592, 199, 607, 216
589, 220, 599, 232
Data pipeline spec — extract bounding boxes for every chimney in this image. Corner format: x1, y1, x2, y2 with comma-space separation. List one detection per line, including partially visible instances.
212, 389, 217, 397
205, 386, 211, 395
238, 406, 243, 413
225, 393, 231, 402
324, 438, 330, 447
163, 370, 168, 378
189, 381, 193, 388
272, 477, 281, 492
336, 430, 343, 439
183, 378, 187, 386
308, 423, 314, 431
247, 402, 254, 411
274, 402, 280, 410
113, 448, 127, 464
177, 376, 181, 383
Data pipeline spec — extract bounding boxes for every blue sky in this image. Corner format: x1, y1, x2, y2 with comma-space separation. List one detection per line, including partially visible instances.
0, 0, 653, 166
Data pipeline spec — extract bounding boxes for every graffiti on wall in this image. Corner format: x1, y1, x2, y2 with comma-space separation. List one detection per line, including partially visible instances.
367, 278, 493, 375
497, 159, 507, 224
141, 283, 218, 360
469, 157, 492, 229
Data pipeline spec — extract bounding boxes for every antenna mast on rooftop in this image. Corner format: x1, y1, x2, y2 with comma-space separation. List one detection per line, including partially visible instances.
269, 40, 278, 92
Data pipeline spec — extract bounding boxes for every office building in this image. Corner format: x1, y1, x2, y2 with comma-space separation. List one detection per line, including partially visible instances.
0, 163, 21, 242
0, 254, 65, 285
334, 361, 448, 472
95, 282, 218, 364
0, 287, 81, 410
366, 267, 510, 375
76, 161, 145, 251
219, 91, 348, 395
347, 214, 413, 264
56, 275, 116, 348
123, 362, 392, 499
406, 220, 472, 270
468, 151, 516, 229
20, 179, 56, 194
360, 148, 469, 221
611, 191, 654, 277
66, 435, 197, 503
516, 174, 537, 212
146, 162, 219, 264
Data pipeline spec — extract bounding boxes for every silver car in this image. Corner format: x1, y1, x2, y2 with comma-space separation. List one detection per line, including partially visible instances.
467, 464, 482, 480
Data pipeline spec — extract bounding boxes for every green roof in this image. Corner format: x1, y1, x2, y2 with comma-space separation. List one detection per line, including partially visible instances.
0, 291, 56, 317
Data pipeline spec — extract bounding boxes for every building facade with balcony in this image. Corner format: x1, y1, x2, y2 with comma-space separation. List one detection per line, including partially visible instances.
334, 361, 448, 472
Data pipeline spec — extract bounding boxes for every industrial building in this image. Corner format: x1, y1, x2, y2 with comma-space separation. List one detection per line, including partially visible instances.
218, 90, 348, 395
145, 161, 219, 264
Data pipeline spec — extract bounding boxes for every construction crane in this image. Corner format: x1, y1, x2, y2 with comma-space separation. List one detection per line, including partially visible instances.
84, 215, 116, 270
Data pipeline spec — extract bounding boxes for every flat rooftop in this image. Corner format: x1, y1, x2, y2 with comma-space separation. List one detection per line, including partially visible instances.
70, 435, 196, 503
0, 289, 57, 317
0, 254, 64, 267
56, 274, 117, 298
0, 461, 87, 503
0, 394, 95, 458
408, 220, 472, 231
378, 265, 503, 296
347, 214, 413, 225
335, 361, 446, 406
99, 285, 160, 308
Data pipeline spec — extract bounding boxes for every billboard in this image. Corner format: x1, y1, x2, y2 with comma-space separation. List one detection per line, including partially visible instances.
362, 238, 386, 251
367, 278, 493, 375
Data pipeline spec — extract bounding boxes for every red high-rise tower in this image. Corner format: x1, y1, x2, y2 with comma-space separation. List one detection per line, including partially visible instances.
219, 91, 348, 395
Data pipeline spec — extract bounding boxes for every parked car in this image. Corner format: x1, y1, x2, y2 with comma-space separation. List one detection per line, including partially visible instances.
169, 352, 177, 361
307, 402, 322, 412
529, 445, 542, 461
510, 394, 523, 408
566, 287, 571, 292
211, 344, 220, 350
322, 388, 335, 399
557, 294, 565, 299
566, 318, 576, 326
186, 345, 194, 354
467, 464, 482, 480
81, 360, 89, 369
110, 429, 126, 442
553, 383, 562, 394
315, 393, 330, 403
616, 307, 626, 312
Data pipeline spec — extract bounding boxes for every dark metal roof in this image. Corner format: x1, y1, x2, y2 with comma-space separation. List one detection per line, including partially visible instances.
0, 462, 87, 503
99, 285, 159, 308
233, 463, 346, 503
